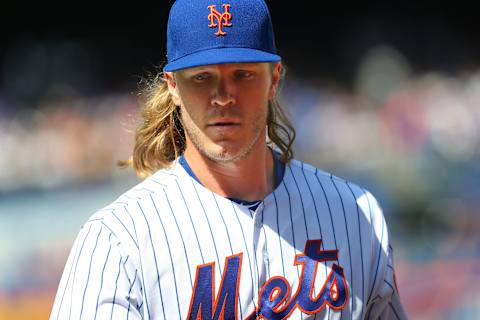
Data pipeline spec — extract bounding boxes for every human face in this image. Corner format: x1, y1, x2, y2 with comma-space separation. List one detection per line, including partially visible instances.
166, 62, 281, 163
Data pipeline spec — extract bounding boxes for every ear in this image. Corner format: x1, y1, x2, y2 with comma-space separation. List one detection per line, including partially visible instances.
268, 62, 282, 100
165, 72, 182, 106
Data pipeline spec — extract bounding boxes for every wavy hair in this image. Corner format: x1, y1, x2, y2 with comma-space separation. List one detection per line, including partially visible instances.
120, 63, 296, 178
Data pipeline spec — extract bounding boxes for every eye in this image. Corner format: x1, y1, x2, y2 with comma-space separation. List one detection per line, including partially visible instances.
235, 70, 255, 79
192, 73, 211, 81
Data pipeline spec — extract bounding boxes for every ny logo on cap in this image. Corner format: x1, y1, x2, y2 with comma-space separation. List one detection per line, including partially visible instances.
208, 4, 232, 36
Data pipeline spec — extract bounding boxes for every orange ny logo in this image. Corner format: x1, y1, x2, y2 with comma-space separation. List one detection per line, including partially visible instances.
208, 4, 232, 36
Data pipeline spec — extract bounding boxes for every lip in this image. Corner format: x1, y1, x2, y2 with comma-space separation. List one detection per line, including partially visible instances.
207, 119, 241, 127
206, 119, 241, 134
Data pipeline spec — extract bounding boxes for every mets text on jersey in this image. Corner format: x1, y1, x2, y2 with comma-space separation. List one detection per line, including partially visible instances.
187, 239, 348, 319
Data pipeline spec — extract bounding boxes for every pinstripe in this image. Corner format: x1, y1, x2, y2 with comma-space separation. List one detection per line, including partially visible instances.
300, 164, 329, 320
362, 187, 374, 225
54, 224, 91, 320
123, 206, 139, 246
110, 256, 122, 320
175, 180, 205, 263
365, 304, 372, 320
363, 185, 376, 320
300, 164, 323, 244
347, 182, 366, 319
150, 193, 182, 319
331, 177, 354, 320
124, 202, 145, 317
366, 197, 385, 306
314, 171, 338, 318
93, 233, 113, 320
314, 170, 338, 249
134, 187, 154, 193
314, 172, 341, 319
283, 179, 301, 274
212, 194, 234, 254
231, 203, 258, 310
283, 180, 297, 250
137, 201, 162, 319
212, 194, 244, 319
384, 279, 395, 291
163, 189, 194, 289
154, 170, 178, 178
100, 222, 118, 242
124, 194, 141, 200
289, 166, 310, 239
284, 168, 304, 320
107, 210, 141, 319
117, 207, 143, 318
112, 211, 139, 249
126, 272, 137, 320
150, 179, 168, 187
272, 192, 286, 277
79, 227, 103, 319
281, 179, 304, 320
65, 224, 94, 319
389, 302, 401, 320
366, 292, 387, 320
191, 181, 222, 275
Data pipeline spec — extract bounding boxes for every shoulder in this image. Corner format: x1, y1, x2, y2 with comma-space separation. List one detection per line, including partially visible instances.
286, 159, 385, 225
287, 158, 392, 258
80, 162, 187, 252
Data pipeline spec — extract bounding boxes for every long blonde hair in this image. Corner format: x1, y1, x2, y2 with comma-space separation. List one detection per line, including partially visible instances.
120, 63, 296, 178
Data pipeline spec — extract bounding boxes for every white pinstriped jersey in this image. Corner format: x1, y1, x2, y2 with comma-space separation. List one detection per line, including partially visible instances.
50, 158, 407, 319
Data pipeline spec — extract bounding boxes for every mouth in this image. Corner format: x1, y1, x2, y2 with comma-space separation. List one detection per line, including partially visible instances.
209, 122, 240, 126
206, 120, 241, 135
207, 119, 241, 127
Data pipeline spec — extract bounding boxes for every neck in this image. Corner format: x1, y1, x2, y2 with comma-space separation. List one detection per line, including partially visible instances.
183, 143, 275, 202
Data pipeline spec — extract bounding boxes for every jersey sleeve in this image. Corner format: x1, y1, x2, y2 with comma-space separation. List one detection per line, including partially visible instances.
362, 192, 408, 320
365, 245, 408, 319
50, 220, 143, 320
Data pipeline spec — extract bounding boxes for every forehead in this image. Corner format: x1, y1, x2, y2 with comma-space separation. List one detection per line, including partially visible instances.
178, 62, 270, 74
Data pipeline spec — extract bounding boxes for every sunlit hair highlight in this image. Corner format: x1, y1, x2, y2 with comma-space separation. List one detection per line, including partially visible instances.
120, 63, 295, 178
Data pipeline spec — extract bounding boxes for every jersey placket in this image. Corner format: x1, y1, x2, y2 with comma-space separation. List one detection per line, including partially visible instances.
251, 202, 268, 310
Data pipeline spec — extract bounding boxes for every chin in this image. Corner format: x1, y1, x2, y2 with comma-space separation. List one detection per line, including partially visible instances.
188, 128, 263, 163
206, 148, 242, 163
200, 142, 249, 163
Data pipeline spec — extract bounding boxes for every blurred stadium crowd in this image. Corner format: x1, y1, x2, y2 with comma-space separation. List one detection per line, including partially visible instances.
0, 94, 135, 191
1, 42, 479, 319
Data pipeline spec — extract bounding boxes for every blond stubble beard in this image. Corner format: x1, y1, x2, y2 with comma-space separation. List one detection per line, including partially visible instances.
180, 107, 267, 163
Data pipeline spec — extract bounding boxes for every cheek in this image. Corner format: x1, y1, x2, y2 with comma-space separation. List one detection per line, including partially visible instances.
180, 105, 199, 127
246, 85, 271, 110
256, 78, 275, 101
176, 86, 207, 118
177, 89, 212, 115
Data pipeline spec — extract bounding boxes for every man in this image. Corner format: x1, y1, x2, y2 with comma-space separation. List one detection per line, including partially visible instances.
50, 0, 407, 319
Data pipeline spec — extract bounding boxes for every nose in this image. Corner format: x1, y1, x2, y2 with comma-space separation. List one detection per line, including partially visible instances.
211, 76, 236, 107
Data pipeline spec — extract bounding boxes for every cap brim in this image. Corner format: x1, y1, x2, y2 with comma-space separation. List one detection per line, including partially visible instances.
164, 47, 281, 72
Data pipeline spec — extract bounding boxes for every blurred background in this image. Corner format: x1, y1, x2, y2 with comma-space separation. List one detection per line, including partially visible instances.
1, 1, 479, 319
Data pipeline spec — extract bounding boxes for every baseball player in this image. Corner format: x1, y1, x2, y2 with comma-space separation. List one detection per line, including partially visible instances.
50, 0, 407, 319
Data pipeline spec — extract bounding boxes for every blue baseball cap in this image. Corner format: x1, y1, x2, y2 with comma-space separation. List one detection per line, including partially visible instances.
164, 0, 281, 72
